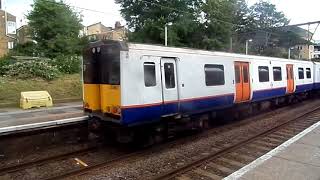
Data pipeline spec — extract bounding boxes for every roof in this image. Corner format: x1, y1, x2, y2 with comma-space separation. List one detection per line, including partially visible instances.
128, 42, 314, 64
87, 22, 111, 29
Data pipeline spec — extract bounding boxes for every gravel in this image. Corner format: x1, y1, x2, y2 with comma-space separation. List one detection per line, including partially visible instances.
73, 99, 320, 180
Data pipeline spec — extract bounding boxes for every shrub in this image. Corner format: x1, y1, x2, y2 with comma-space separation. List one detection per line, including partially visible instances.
3, 59, 60, 80
10, 42, 38, 57
0, 56, 15, 75
51, 55, 81, 74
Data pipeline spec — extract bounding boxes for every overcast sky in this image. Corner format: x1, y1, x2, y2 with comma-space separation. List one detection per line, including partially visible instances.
5, 0, 320, 40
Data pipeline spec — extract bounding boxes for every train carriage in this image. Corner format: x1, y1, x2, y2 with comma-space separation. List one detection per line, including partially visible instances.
83, 40, 319, 141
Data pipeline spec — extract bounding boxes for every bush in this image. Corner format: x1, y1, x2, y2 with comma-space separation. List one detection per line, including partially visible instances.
51, 55, 81, 74
3, 59, 60, 80
0, 56, 15, 75
11, 42, 38, 57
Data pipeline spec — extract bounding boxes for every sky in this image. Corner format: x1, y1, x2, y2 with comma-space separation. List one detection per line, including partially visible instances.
5, 0, 320, 40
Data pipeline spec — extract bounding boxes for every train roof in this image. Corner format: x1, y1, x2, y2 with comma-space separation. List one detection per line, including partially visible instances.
128, 42, 315, 64
87, 40, 317, 64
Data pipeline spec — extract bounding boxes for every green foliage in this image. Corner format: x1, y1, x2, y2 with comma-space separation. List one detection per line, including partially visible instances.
51, 55, 81, 74
0, 56, 15, 75
3, 60, 60, 80
11, 42, 38, 57
27, 0, 82, 58
250, 0, 289, 29
202, 0, 234, 50
117, 0, 204, 48
116, 0, 293, 51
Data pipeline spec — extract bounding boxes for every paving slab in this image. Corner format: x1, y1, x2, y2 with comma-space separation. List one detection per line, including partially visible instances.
0, 101, 86, 134
239, 157, 320, 180
0, 101, 82, 115
225, 122, 320, 180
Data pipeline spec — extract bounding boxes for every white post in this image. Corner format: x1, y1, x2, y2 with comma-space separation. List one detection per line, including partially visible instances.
165, 24, 168, 46
288, 48, 291, 59
245, 40, 248, 55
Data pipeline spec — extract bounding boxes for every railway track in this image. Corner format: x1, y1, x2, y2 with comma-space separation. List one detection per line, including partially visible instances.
0, 146, 97, 176
1, 100, 319, 180
152, 106, 320, 180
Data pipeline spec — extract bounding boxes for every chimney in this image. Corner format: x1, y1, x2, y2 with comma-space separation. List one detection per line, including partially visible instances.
115, 21, 121, 29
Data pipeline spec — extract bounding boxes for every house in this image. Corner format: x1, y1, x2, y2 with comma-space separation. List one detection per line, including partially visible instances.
85, 21, 127, 41
16, 25, 32, 44
86, 22, 112, 35
295, 44, 314, 60
313, 42, 320, 59
0, 9, 16, 57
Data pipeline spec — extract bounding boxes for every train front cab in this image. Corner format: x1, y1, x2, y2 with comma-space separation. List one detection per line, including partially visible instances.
83, 40, 127, 132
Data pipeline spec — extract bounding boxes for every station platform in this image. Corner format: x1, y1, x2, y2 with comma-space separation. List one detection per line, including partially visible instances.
225, 121, 320, 180
0, 101, 87, 135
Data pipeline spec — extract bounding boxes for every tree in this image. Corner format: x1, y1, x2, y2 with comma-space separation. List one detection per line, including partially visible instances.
116, 0, 204, 48
202, 0, 234, 50
27, 0, 82, 58
250, 0, 289, 29
231, 0, 254, 33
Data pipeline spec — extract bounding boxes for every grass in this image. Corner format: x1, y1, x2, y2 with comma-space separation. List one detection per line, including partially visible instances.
0, 74, 82, 107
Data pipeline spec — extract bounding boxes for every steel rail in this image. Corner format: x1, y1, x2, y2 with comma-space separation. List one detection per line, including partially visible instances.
152, 106, 320, 180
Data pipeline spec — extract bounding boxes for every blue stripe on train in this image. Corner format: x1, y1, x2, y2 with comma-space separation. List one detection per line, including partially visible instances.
122, 83, 316, 126
252, 87, 287, 102
121, 94, 234, 126
314, 82, 320, 90
295, 83, 314, 93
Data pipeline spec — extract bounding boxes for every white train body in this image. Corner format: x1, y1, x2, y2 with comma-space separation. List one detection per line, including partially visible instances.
84, 41, 319, 126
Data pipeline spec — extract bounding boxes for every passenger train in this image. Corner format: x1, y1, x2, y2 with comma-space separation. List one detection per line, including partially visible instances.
83, 40, 320, 142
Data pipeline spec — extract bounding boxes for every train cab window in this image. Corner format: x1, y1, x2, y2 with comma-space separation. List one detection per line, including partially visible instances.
164, 63, 176, 89
298, 68, 304, 79
273, 67, 282, 81
258, 66, 269, 82
306, 68, 311, 79
204, 64, 225, 86
144, 62, 156, 87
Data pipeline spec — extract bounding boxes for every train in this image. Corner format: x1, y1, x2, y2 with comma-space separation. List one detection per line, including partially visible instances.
83, 40, 320, 143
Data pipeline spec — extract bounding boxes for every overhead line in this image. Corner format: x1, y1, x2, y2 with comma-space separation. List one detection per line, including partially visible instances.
41, 0, 120, 16
38, 0, 315, 39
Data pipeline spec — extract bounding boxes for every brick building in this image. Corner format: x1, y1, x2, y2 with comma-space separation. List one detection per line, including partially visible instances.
16, 25, 32, 45
85, 21, 127, 41
87, 22, 112, 35
0, 10, 16, 57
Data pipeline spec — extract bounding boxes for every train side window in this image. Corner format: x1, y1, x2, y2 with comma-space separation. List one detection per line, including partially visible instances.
273, 67, 282, 81
258, 66, 269, 82
243, 66, 249, 83
204, 64, 225, 86
144, 62, 156, 87
298, 68, 304, 79
235, 66, 240, 83
164, 63, 176, 89
306, 68, 311, 79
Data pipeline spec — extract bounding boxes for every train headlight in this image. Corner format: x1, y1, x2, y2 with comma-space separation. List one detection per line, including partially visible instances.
84, 102, 89, 109
111, 106, 121, 115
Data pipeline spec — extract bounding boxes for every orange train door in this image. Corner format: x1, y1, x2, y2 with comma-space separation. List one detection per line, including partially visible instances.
235, 62, 251, 103
286, 64, 294, 93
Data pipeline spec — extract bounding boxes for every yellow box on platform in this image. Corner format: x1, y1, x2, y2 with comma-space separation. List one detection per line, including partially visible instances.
20, 91, 53, 109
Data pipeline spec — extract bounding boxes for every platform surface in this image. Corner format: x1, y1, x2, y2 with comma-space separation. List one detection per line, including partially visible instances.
0, 102, 86, 134
225, 121, 320, 180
